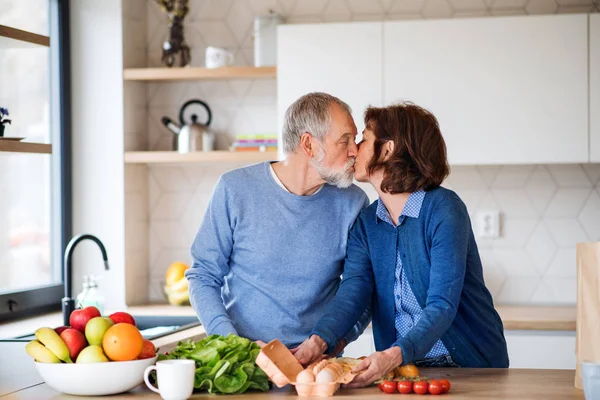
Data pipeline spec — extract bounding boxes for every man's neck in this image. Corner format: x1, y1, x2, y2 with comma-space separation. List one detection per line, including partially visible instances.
272, 154, 325, 196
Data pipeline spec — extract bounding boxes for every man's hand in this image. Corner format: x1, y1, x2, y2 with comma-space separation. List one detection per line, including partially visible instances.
346, 346, 403, 388
293, 335, 328, 366
331, 338, 348, 357
254, 340, 267, 348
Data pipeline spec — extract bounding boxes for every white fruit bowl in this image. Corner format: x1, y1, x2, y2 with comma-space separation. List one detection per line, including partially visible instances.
34, 356, 158, 396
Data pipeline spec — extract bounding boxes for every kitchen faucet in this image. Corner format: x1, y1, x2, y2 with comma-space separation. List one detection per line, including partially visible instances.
62, 234, 110, 326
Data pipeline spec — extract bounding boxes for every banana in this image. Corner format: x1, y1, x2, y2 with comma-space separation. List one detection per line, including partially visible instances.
167, 289, 190, 306
164, 276, 189, 295
35, 327, 72, 363
26, 340, 61, 363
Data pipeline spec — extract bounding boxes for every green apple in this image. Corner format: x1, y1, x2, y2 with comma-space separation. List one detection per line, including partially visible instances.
85, 317, 114, 346
76, 345, 109, 363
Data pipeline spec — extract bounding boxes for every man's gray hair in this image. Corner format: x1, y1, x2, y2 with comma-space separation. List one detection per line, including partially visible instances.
282, 92, 352, 154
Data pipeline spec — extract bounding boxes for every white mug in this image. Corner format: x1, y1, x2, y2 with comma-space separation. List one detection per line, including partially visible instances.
205, 46, 234, 68
144, 359, 195, 400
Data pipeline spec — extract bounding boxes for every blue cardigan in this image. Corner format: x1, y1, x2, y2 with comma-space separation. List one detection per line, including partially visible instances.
312, 187, 509, 367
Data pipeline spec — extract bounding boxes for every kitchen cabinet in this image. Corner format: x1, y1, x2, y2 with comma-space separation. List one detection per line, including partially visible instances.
591, 14, 600, 162
277, 22, 383, 158
383, 15, 589, 165
505, 330, 576, 369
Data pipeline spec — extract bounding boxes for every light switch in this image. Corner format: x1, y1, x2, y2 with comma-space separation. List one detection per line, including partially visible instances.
476, 210, 500, 238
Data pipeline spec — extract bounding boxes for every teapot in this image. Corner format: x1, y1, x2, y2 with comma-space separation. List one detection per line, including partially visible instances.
161, 99, 213, 153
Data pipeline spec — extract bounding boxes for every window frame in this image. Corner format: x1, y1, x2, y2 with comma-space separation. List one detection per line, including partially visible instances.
0, 0, 72, 323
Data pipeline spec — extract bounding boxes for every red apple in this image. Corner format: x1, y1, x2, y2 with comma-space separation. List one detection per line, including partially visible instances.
60, 328, 88, 361
54, 326, 69, 335
108, 311, 136, 326
137, 339, 156, 359
70, 306, 101, 333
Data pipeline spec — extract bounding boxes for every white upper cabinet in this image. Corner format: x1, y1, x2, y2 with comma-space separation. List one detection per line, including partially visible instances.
383, 15, 589, 165
591, 14, 600, 163
277, 22, 383, 158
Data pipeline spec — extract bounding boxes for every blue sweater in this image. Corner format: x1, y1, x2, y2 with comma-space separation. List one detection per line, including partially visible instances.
186, 162, 370, 347
312, 187, 509, 367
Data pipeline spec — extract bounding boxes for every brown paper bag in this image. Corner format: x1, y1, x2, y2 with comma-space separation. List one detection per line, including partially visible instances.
575, 242, 600, 389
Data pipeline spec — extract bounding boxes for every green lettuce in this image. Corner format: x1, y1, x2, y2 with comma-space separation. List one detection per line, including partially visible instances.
157, 334, 270, 395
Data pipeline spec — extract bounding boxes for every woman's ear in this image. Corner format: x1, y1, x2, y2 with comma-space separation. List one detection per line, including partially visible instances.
383, 140, 395, 160
300, 132, 313, 157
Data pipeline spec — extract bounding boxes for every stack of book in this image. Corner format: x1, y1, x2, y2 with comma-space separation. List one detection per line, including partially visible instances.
231, 134, 278, 152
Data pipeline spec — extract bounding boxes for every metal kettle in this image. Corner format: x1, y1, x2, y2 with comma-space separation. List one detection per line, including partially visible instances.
161, 99, 213, 153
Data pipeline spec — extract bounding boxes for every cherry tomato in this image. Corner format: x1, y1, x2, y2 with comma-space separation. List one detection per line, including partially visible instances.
380, 380, 397, 394
397, 380, 413, 394
413, 380, 429, 395
428, 380, 443, 395
440, 379, 451, 393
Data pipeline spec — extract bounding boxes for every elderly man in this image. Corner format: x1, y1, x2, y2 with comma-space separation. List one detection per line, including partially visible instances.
185, 92, 370, 349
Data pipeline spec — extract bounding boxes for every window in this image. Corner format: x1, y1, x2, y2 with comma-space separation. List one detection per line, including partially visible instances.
0, 0, 71, 322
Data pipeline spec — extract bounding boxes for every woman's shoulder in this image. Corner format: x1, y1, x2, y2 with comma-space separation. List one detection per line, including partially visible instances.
423, 186, 469, 216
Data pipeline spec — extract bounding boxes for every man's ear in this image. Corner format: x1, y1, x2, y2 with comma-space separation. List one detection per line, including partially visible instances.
300, 132, 314, 157
383, 140, 395, 160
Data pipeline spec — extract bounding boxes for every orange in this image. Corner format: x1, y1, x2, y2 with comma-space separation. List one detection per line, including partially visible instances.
165, 261, 189, 286
102, 323, 143, 361
395, 364, 420, 378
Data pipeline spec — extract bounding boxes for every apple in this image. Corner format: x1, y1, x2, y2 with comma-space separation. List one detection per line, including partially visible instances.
85, 316, 114, 346
109, 311, 136, 326
76, 345, 108, 363
70, 306, 101, 333
54, 326, 69, 335
59, 328, 88, 361
137, 339, 156, 359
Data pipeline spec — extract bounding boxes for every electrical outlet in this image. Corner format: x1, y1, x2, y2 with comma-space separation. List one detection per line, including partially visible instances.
476, 210, 500, 238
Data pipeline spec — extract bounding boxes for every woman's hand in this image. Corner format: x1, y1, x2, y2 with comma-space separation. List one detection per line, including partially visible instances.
346, 346, 403, 388
293, 335, 328, 366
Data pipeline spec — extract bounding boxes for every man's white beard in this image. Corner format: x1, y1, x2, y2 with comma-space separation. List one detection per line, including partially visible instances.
310, 146, 355, 189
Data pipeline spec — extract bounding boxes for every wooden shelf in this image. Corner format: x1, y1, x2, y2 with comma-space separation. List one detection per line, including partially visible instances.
124, 151, 278, 164
0, 25, 49, 48
123, 66, 276, 81
0, 141, 52, 154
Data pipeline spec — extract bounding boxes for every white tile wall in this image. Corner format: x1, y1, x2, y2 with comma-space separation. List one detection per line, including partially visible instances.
122, 0, 600, 305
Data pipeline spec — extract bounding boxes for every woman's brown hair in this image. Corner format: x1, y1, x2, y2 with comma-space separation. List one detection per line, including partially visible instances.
364, 102, 450, 194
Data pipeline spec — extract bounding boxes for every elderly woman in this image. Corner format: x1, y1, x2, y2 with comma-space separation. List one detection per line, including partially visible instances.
294, 102, 509, 386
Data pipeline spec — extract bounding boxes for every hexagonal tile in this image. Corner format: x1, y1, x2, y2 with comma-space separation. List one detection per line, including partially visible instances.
150, 166, 193, 192
243, 104, 278, 134
151, 192, 194, 220
544, 188, 592, 218
492, 218, 538, 249
530, 281, 555, 304
497, 277, 540, 303
197, 21, 238, 49
386, 13, 424, 19
545, 247, 576, 278
452, 9, 492, 16
150, 248, 193, 280
228, 107, 256, 136
479, 250, 507, 298
388, 0, 426, 14
490, 7, 527, 14
492, 165, 534, 188
448, 0, 489, 10
125, 165, 147, 194
422, 0, 453, 17
207, 103, 240, 136
444, 166, 487, 189
125, 220, 149, 250
578, 191, 600, 241
149, 228, 162, 266
346, 0, 385, 14
285, 15, 325, 23
455, 189, 486, 216
149, 172, 161, 211
243, 80, 277, 106
543, 277, 576, 304
492, 248, 538, 277
290, 0, 328, 15
181, 165, 208, 186
126, 192, 148, 221
547, 165, 592, 188
226, 1, 254, 44
191, 0, 234, 20
555, 0, 593, 5
557, 4, 595, 12
476, 166, 500, 188
525, 186, 557, 216
200, 81, 240, 105
185, 25, 208, 68
276, 0, 298, 14
525, 222, 557, 275
546, 219, 589, 247
149, 279, 167, 302
151, 220, 188, 247
525, 0, 558, 13
490, 0, 527, 8
245, 0, 278, 15
491, 189, 538, 218
323, 0, 353, 21
583, 164, 600, 186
